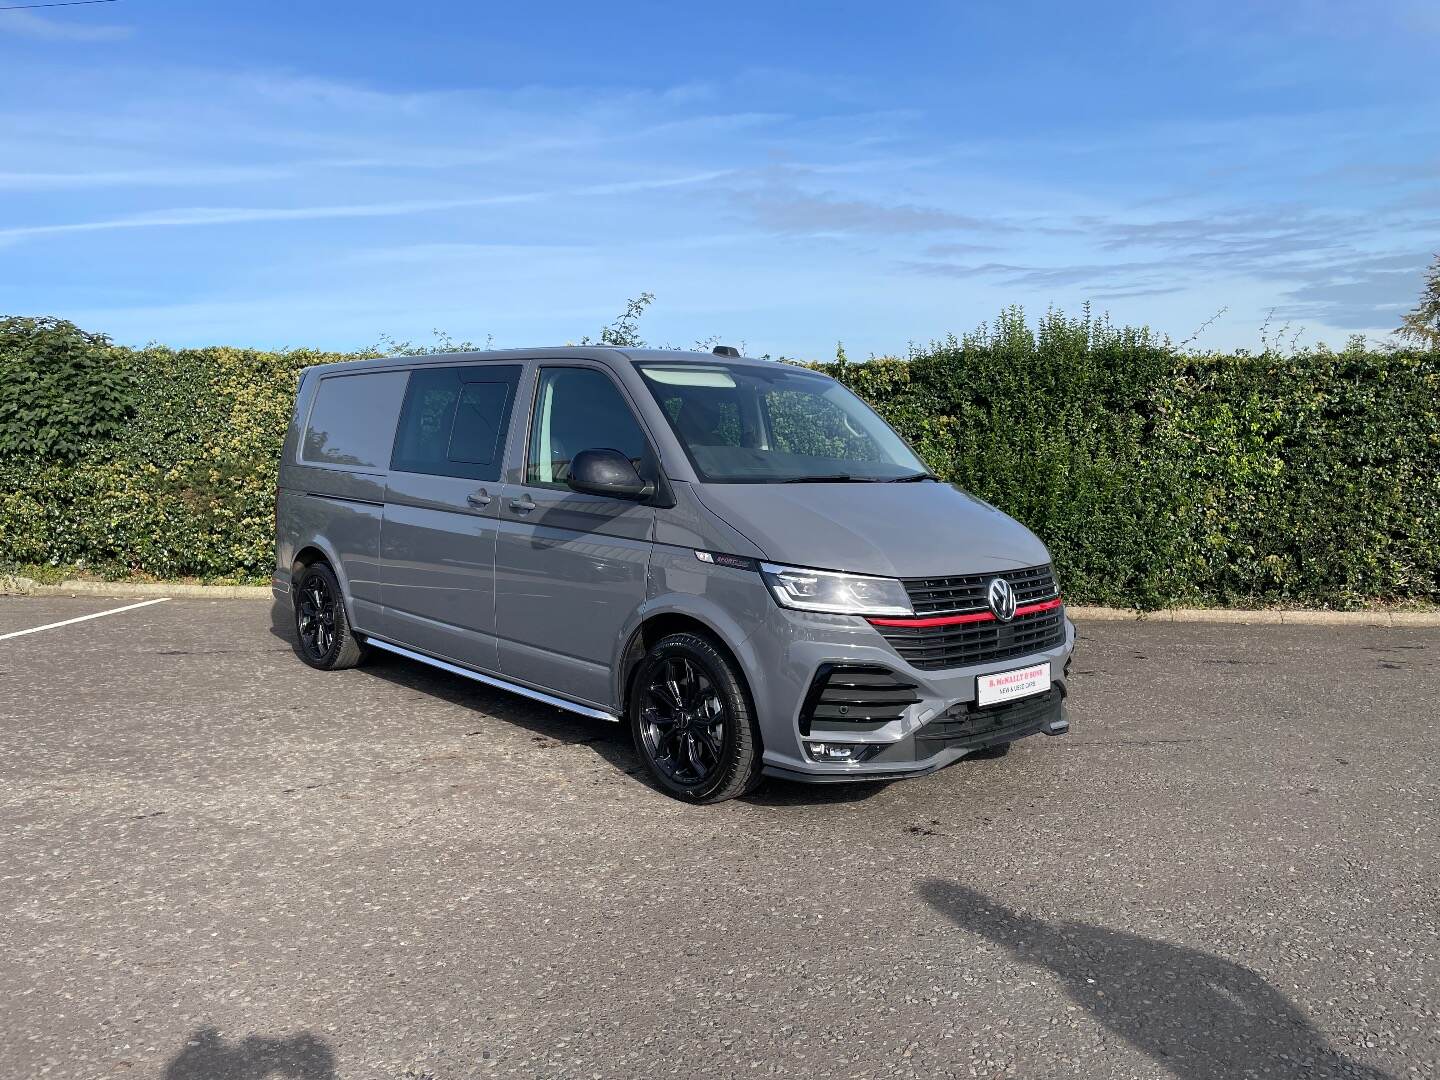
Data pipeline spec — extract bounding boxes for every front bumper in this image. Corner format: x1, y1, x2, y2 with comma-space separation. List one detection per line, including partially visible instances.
746, 606, 1076, 783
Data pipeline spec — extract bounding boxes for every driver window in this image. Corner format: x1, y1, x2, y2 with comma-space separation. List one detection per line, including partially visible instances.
526, 367, 650, 488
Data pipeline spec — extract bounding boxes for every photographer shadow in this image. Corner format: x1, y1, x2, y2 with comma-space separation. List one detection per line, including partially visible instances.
918, 881, 1393, 1080
164, 1027, 336, 1080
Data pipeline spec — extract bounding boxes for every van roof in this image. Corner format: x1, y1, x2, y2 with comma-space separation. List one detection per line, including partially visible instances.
306, 346, 794, 378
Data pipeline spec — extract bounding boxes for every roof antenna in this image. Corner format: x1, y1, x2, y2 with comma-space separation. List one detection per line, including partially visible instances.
712, 345, 741, 357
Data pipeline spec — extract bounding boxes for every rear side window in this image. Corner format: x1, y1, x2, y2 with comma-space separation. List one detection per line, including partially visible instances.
390, 365, 521, 481
301, 371, 408, 469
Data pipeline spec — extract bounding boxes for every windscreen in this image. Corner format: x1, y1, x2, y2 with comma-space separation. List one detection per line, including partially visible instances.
637, 362, 926, 483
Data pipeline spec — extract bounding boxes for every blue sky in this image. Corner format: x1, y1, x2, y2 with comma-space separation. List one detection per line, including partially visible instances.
1, 0, 1437, 357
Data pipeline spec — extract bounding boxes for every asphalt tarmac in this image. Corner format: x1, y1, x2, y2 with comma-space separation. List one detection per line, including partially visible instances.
1, 596, 1435, 1079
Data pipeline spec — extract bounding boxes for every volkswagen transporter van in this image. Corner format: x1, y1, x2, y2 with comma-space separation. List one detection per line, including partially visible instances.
274, 347, 1073, 802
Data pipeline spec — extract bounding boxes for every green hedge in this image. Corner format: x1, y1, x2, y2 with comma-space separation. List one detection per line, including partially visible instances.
2, 311, 1436, 607
0, 318, 360, 582
828, 309, 1440, 608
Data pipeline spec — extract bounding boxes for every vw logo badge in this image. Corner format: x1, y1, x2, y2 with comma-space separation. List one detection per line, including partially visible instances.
987, 577, 1017, 622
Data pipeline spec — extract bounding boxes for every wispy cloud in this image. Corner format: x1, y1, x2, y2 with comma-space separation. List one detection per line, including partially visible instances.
900, 257, 1190, 291
344, 241, 596, 265
1090, 207, 1367, 257
0, 197, 538, 244
1088, 285, 1187, 300
0, 10, 131, 41
903, 217, 1436, 332
2, 18, 1436, 353
924, 241, 1003, 257
736, 184, 1014, 237
1274, 251, 1434, 326
0, 170, 734, 244
0, 165, 296, 191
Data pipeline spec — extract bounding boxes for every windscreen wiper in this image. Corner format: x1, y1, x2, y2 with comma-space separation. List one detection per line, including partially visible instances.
783, 474, 876, 483
886, 471, 943, 483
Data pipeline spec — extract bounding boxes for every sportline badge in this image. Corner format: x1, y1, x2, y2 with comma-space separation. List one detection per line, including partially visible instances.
976, 661, 1051, 708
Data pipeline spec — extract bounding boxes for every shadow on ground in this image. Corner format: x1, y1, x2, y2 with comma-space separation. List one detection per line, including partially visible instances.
743, 776, 893, 806
268, 603, 641, 770
918, 881, 1392, 1080
268, 602, 899, 804
164, 1028, 336, 1079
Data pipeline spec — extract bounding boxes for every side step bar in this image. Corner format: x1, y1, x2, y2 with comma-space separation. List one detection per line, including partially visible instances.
364, 637, 619, 723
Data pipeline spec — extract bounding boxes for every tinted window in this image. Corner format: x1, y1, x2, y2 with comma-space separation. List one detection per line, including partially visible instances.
390, 365, 521, 481
449, 380, 513, 465
301, 371, 408, 469
526, 367, 650, 488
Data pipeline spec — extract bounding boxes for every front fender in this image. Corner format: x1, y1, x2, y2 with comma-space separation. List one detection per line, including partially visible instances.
608, 551, 773, 712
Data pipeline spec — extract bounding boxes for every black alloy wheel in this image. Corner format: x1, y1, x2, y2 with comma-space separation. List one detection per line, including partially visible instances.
293, 562, 367, 670
640, 655, 728, 787
297, 573, 336, 660
629, 632, 762, 803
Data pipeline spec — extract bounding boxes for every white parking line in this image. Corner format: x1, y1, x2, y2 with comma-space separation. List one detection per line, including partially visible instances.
0, 597, 171, 641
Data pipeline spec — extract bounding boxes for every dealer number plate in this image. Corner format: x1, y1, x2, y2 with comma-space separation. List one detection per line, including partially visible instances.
976, 661, 1051, 708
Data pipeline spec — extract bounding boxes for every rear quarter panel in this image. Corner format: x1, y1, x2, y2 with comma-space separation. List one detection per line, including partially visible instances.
274, 367, 405, 623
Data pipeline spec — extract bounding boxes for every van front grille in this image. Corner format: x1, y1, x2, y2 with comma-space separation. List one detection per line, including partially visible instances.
902, 563, 1058, 616
872, 606, 1067, 672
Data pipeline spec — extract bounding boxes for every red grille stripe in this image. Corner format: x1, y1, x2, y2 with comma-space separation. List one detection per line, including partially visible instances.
867, 595, 1063, 629
1015, 596, 1065, 618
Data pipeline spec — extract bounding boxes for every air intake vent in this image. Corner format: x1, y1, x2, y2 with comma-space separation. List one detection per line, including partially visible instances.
799, 665, 921, 736
914, 687, 1063, 754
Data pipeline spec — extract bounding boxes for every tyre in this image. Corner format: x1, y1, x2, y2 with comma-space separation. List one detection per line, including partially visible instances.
293, 562, 367, 670
629, 632, 762, 803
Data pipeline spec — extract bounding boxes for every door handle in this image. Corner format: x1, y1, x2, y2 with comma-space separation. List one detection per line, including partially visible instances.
508, 493, 535, 514
466, 489, 492, 508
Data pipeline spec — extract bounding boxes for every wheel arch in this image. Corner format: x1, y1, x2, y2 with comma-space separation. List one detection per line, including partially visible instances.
613, 602, 759, 724
287, 540, 360, 625
291, 544, 329, 578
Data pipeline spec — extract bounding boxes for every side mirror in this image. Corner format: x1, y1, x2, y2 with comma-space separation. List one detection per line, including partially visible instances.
567, 448, 652, 500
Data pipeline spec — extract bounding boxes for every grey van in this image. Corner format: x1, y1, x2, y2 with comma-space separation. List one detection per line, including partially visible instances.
274, 347, 1073, 802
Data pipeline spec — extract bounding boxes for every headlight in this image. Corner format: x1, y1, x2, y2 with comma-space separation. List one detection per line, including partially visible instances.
759, 562, 914, 617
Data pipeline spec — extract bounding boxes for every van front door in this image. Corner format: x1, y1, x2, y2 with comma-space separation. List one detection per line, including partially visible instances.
378, 364, 522, 672
493, 364, 656, 709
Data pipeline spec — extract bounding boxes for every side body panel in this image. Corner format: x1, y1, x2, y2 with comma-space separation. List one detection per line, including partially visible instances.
374, 362, 524, 672
275, 368, 406, 630
492, 360, 657, 708
377, 471, 504, 671
493, 495, 654, 706
283, 487, 388, 627
273, 372, 315, 594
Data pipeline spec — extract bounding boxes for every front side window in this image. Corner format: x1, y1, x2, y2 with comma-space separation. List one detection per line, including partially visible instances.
390, 365, 520, 481
526, 367, 650, 488
638, 363, 925, 483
